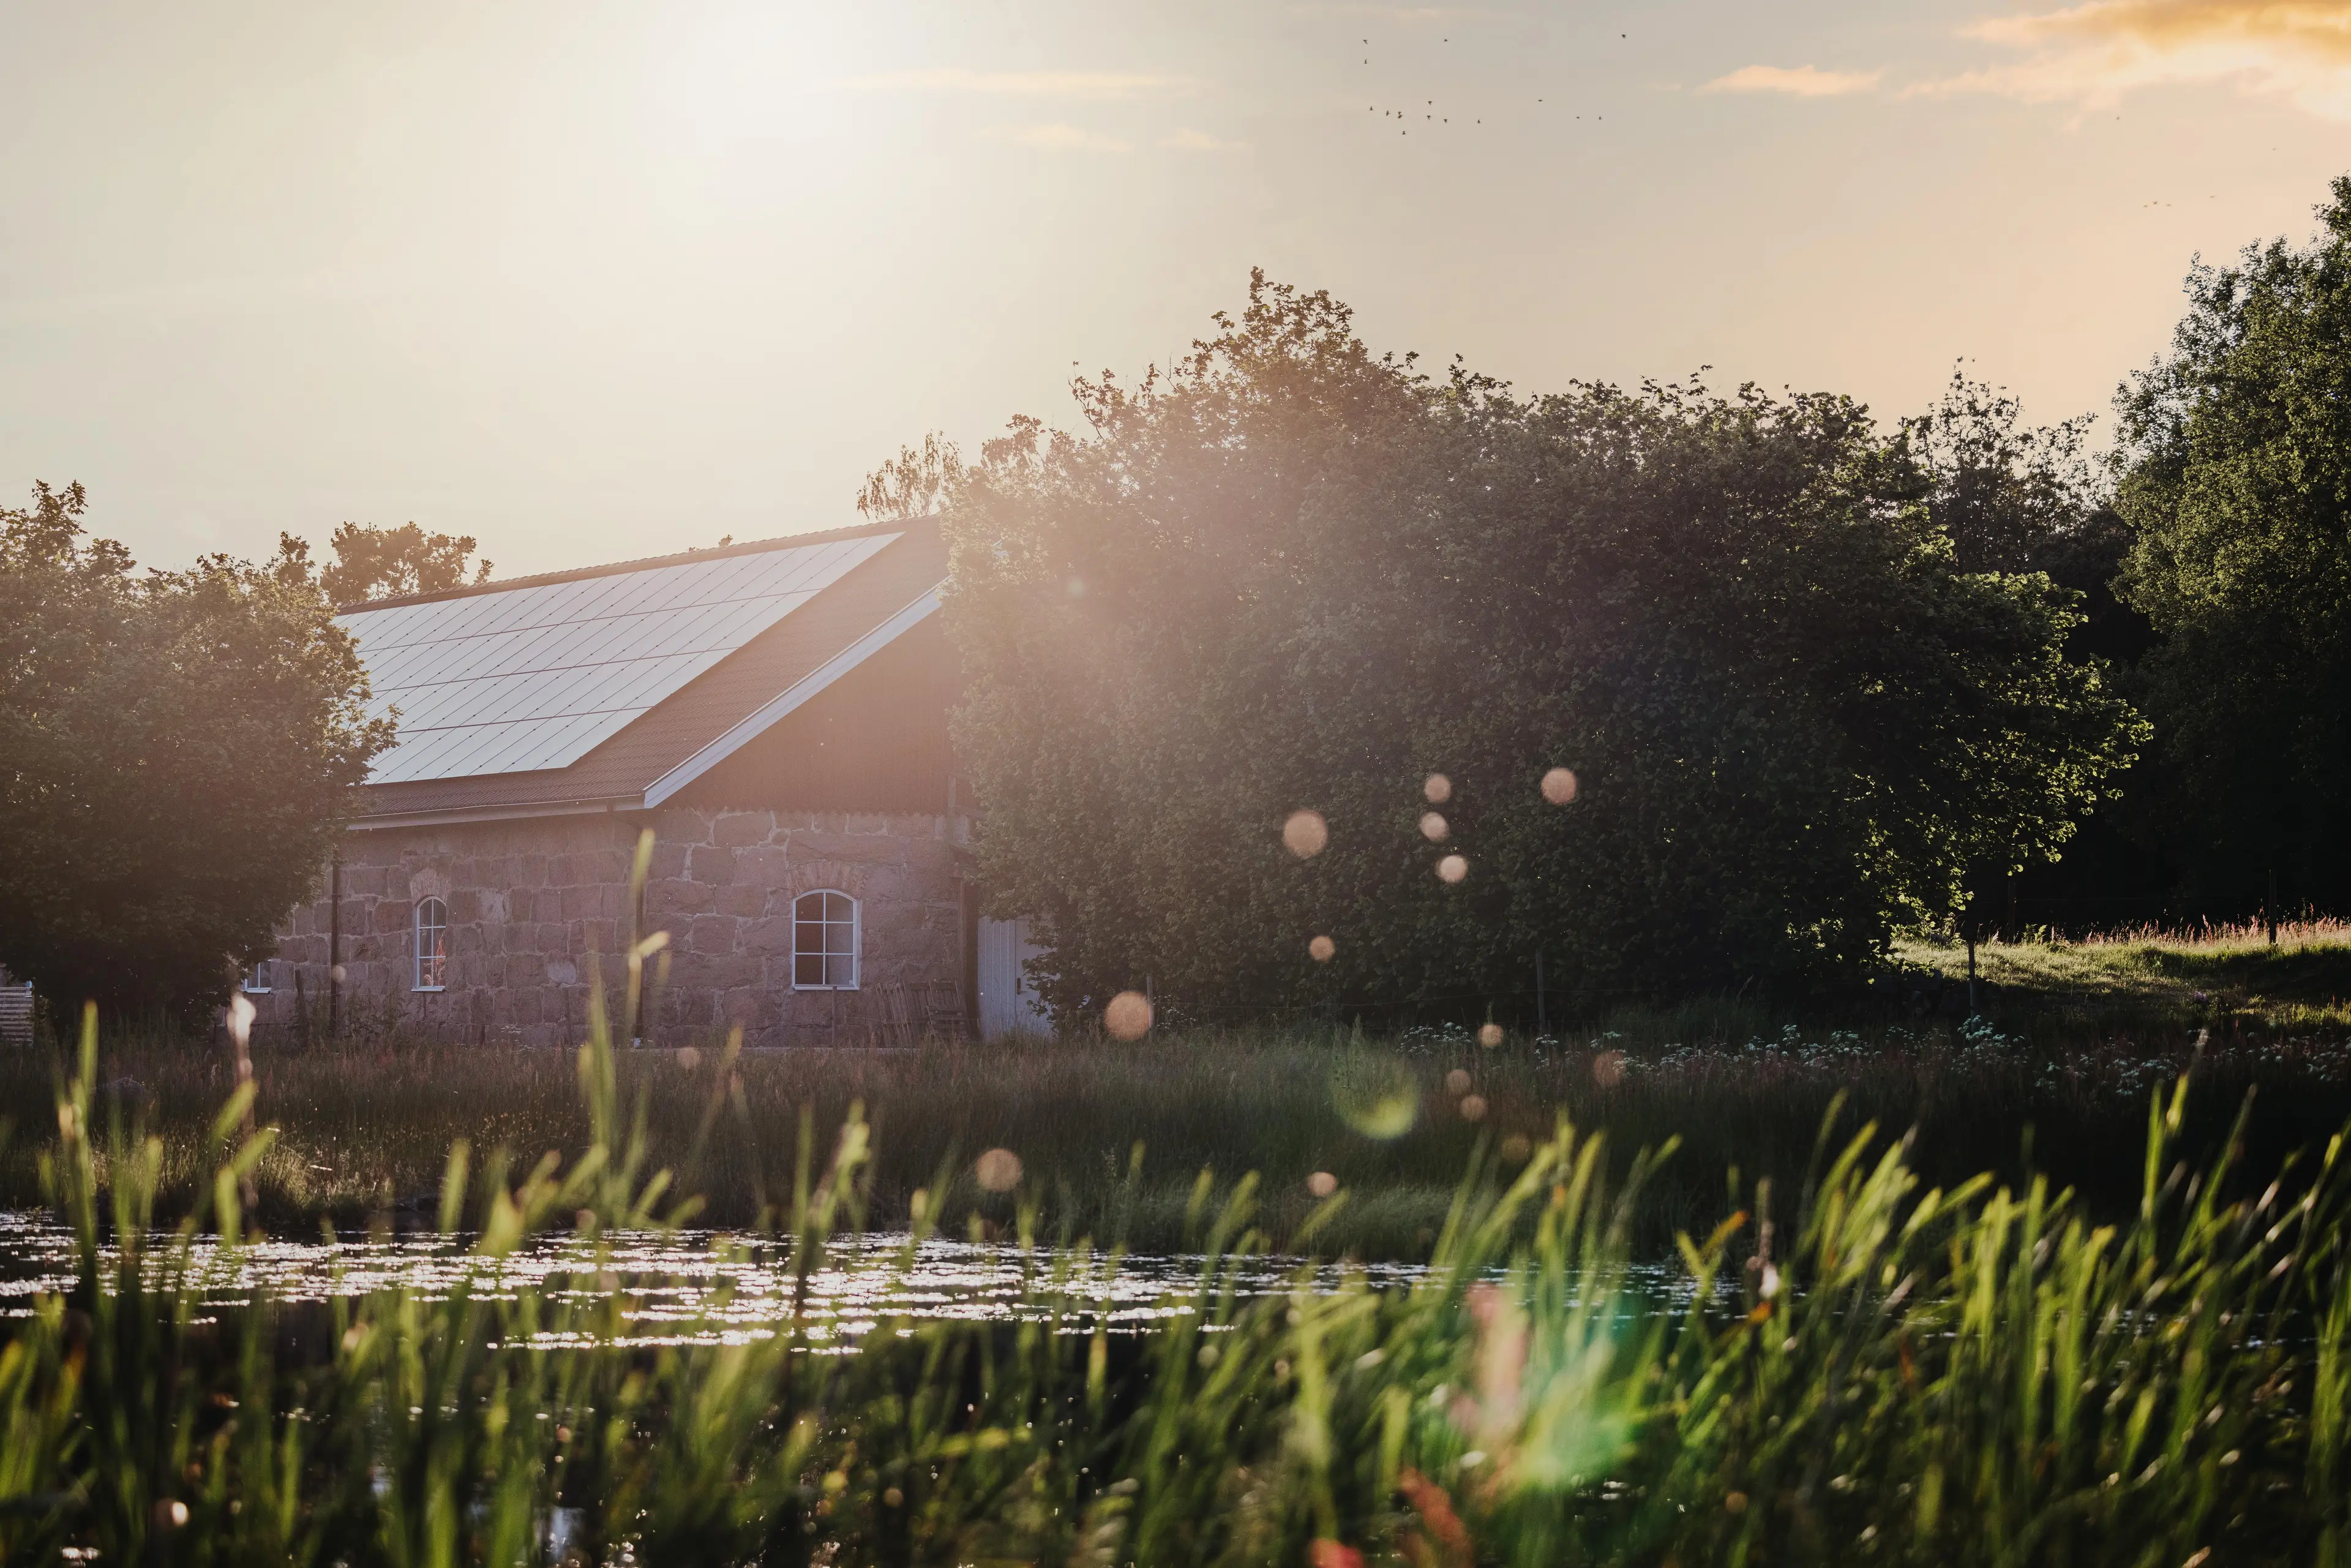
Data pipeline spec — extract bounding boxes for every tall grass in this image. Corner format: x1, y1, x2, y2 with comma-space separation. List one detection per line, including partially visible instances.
5, 986, 2351, 1561
8, 1012, 2350, 1261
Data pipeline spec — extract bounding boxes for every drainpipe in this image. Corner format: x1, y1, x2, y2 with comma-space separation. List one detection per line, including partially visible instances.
328, 853, 342, 1037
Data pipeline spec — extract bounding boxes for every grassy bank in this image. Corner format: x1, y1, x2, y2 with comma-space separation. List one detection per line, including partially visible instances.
4, 1005, 2350, 1564
7, 1015, 2351, 1259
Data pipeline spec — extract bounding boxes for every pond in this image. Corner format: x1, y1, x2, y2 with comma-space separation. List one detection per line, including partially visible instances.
0, 1209, 1463, 1347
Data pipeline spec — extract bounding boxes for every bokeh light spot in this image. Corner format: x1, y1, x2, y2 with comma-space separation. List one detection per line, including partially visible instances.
1499, 1133, 1533, 1164
1419, 811, 1449, 842
1445, 1068, 1471, 1094
1460, 1093, 1489, 1122
677, 1046, 702, 1071
1104, 990, 1154, 1040
1542, 767, 1580, 805
1424, 773, 1452, 804
1307, 1170, 1338, 1198
974, 1148, 1023, 1192
1283, 809, 1330, 858
1593, 1049, 1627, 1087
1478, 1022, 1504, 1049
1309, 934, 1336, 962
1332, 1056, 1420, 1139
1437, 853, 1468, 883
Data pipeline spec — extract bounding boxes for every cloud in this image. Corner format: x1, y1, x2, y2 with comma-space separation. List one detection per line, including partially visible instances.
989, 123, 1134, 152
1933, 1, 2351, 119
1160, 127, 1247, 151
1703, 64, 1884, 96
838, 68, 1188, 100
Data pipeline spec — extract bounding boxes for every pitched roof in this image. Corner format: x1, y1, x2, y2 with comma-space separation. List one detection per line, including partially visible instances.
340, 517, 948, 825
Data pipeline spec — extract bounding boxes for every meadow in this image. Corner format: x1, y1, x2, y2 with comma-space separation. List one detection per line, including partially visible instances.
9, 922, 2351, 1259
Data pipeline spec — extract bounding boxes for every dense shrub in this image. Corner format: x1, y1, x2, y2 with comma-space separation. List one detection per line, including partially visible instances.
936, 276, 2140, 1023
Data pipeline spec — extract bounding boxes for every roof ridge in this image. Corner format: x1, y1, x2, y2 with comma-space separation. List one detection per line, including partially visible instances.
336, 515, 928, 615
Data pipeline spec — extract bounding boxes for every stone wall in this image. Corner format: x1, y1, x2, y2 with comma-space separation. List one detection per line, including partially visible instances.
254, 808, 972, 1047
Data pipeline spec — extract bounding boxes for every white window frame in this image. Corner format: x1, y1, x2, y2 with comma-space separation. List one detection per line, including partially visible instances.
791, 889, 860, 991
414, 896, 448, 991
242, 958, 273, 994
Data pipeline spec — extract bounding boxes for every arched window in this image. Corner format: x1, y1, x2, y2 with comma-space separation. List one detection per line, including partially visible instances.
414, 897, 448, 991
792, 890, 858, 989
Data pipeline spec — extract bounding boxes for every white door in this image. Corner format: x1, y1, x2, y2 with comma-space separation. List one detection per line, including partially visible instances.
976, 917, 1052, 1038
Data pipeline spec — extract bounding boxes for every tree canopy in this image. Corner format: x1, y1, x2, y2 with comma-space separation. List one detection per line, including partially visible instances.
2109, 178, 2351, 915
934, 274, 2142, 1025
0, 483, 391, 1017
271, 521, 493, 605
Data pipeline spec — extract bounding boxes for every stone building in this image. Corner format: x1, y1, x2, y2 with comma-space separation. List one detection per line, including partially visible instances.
244, 517, 1049, 1047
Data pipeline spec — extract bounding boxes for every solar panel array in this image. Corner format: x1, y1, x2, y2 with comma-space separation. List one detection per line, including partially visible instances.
340, 532, 901, 784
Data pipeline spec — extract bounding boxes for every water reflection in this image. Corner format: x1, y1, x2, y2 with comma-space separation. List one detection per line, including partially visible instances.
0, 1210, 1445, 1349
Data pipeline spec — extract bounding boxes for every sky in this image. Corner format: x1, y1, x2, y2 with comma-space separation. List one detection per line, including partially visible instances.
4, 0, 2349, 577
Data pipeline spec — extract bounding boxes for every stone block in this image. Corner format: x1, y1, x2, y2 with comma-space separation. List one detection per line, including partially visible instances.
688, 915, 736, 955
716, 885, 764, 919
648, 878, 713, 918
686, 844, 736, 884
654, 809, 711, 845
713, 811, 773, 847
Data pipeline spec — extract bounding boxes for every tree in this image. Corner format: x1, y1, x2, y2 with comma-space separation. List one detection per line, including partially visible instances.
2114, 175, 2351, 916
1903, 370, 2164, 934
271, 521, 492, 605
0, 483, 392, 1017
934, 274, 2142, 1024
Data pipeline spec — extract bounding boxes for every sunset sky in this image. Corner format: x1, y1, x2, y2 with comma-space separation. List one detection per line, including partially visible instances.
4, 1, 2349, 576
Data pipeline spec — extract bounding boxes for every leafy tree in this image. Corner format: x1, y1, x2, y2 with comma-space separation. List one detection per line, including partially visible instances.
271, 520, 492, 604
2114, 176, 2351, 915
0, 483, 392, 1017
1904, 371, 2162, 934
935, 274, 2143, 1024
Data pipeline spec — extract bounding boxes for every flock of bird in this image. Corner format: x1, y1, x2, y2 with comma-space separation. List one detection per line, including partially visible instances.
1356, 31, 1625, 135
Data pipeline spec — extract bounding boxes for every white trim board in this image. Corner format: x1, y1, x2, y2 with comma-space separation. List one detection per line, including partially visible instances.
642, 585, 943, 808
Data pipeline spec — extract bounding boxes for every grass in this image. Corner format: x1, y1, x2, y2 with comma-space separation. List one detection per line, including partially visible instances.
4, 990, 2351, 1563
1898, 916, 2351, 1031
7, 978, 2351, 1264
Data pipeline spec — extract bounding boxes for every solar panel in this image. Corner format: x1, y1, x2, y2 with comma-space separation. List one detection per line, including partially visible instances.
339, 532, 901, 784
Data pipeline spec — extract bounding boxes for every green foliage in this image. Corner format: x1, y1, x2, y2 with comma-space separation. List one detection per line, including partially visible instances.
2115, 175, 2351, 912
272, 520, 494, 606
0, 483, 392, 1016
940, 274, 2142, 1022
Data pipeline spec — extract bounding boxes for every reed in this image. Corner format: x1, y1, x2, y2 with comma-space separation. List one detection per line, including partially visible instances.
6, 1011, 2349, 1261
4, 980, 2351, 1562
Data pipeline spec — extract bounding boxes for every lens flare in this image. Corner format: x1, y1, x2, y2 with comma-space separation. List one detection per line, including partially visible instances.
1419, 811, 1449, 842
1437, 854, 1467, 883
1309, 934, 1337, 962
1542, 767, 1578, 805
1332, 1056, 1420, 1139
1104, 990, 1154, 1040
1423, 773, 1452, 804
1283, 809, 1329, 858
974, 1148, 1023, 1192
